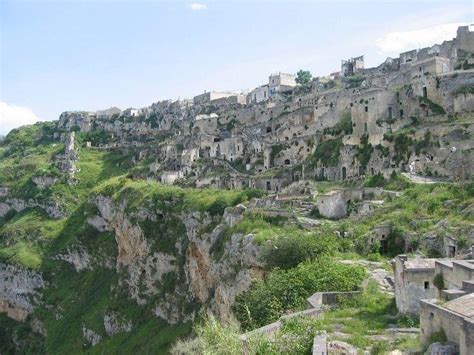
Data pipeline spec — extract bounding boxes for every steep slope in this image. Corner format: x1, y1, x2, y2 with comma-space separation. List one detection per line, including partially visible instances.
0, 123, 265, 353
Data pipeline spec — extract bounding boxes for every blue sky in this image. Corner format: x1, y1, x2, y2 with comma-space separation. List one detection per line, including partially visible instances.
0, 0, 472, 134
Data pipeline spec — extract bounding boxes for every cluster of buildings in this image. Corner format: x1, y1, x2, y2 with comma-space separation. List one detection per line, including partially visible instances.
191, 72, 298, 107
393, 255, 474, 353
57, 26, 474, 190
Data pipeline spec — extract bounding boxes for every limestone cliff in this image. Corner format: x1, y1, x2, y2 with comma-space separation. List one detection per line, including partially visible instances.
83, 194, 263, 324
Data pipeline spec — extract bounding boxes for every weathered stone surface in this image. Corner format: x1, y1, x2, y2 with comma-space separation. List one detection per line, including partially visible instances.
103, 312, 132, 336
82, 326, 102, 346
0, 263, 44, 321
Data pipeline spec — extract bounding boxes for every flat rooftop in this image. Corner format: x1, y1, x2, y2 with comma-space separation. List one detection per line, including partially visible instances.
404, 258, 437, 270
444, 293, 474, 319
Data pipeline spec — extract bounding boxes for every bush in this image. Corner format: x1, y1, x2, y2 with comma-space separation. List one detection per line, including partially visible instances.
307, 138, 343, 168
433, 273, 445, 290
324, 110, 353, 136
261, 234, 342, 270
419, 97, 446, 115
234, 258, 365, 330
429, 329, 447, 343
364, 173, 386, 188
356, 134, 374, 169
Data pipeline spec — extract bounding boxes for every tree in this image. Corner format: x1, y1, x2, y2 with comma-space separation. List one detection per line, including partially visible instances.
296, 70, 312, 85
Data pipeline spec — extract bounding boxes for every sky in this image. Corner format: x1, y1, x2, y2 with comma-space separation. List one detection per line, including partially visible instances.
0, 0, 473, 134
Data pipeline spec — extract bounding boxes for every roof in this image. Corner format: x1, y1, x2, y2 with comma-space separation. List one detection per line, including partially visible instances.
444, 293, 474, 319
403, 257, 437, 270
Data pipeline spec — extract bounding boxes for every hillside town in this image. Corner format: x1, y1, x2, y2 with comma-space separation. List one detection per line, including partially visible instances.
58, 26, 473, 192
0, 22, 473, 354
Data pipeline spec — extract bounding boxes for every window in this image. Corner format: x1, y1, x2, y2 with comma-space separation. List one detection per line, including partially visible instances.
423, 87, 428, 98
424, 281, 430, 289
364, 122, 368, 133
388, 107, 393, 119
365, 106, 368, 112
400, 109, 404, 118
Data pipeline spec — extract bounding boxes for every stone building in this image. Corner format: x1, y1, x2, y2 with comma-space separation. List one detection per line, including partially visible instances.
269, 72, 297, 96
248, 85, 269, 104
420, 293, 474, 354
193, 91, 236, 105
394, 255, 474, 352
341, 56, 364, 76
393, 256, 437, 315
96, 107, 121, 119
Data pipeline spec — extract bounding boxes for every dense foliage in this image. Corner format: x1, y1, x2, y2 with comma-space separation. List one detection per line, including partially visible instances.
234, 258, 365, 330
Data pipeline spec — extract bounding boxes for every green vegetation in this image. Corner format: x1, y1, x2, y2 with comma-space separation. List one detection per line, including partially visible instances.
453, 84, 474, 96
97, 177, 264, 216
345, 74, 365, 88
270, 144, 286, 167
306, 138, 343, 168
356, 134, 374, 169
419, 96, 446, 115
173, 281, 421, 354
261, 233, 344, 269
295, 70, 313, 85
433, 273, 445, 290
0, 313, 45, 354
234, 258, 365, 330
324, 109, 353, 135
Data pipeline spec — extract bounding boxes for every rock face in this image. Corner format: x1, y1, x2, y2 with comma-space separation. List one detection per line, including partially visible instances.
87, 196, 264, 324
0, 198, 65, 219
31, 176, 57, 189
0, 263, 44, 321
103, 312, 132, 336
82, 326, 102, 346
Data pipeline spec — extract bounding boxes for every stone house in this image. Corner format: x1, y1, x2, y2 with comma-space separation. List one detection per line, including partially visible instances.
123, 108, 139, 117
315, 189, 362, 220
394, 255, 474, 352
248, 85, 269, 104
193, 91, 236, 105
269, 73, 296, 96
160, 171, 184, 185
96, 107, 121, 119
341, 56, 364, 76
393, 255, 437, 315
420, 293, 474, 354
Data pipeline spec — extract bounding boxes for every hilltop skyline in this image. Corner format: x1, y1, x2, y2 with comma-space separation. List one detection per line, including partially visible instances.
1, 0, 472, 134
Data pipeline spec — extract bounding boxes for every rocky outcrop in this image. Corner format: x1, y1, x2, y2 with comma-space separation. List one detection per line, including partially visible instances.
31, 175, 57, 190
103, 312, 132, 336
87, 196, 264, 324
82, 325, 102, 346
0, 198, 65, 219
53, 247, 92, 272
56, 132, 78, 184
0, 263, 44, 321
89, 195, 149, 268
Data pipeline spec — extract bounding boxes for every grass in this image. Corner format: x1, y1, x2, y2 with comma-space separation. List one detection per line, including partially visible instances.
0, 209, 67, 268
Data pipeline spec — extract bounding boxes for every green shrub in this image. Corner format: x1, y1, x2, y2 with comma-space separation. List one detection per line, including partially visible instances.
429, 329, 447, 343
234, 258, 365, 330
307, 138, 343, 168
364, 173, 386, 188
419, 97, 446, 115
261, 234, 342, 270
433, 273, 445, 290
324, 110, 353, 135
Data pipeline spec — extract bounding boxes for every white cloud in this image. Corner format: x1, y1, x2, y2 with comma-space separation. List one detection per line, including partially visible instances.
0, 102, 42, 135
189, 3, 207, 11
376, 22, 466, 54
